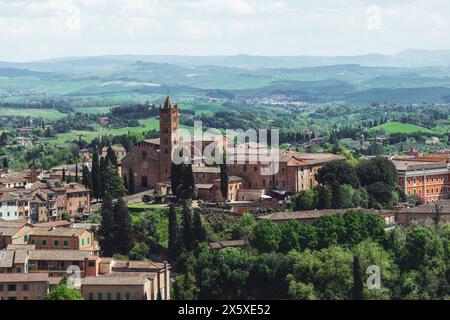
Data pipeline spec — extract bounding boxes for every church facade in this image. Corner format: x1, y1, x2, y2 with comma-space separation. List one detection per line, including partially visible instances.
121, 96, 344, 199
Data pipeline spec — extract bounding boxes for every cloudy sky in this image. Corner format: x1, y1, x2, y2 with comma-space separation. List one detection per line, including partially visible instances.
1, 0, 450, 61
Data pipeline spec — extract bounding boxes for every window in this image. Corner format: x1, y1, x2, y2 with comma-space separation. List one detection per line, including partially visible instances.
53, 240, 59, 246
0, 284, 3, 291
98, 292, 103, 300
88, 292, 93, 300
22, 284, 29, 291
116, 292, 121, 300
88, 262, 95, 267
107, 292, 111, 300
125, 293, 130, 300
8, 284, 16, 292
63, 240, 68, 247
35, 283, 41, 291
82, 239, 85, 246
87, 237, 90, 245
42, 240, 47, 246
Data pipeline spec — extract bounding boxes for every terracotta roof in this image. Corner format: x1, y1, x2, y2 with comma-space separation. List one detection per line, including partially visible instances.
30, 227, 88, 237
13, 249, 29, 264
143, 138, 160, 146
196, 183, 214, 189
0, 273, 49, 283
82, 274, 150, 286
6, 244, 35, 251
192, 166, 220, 174
32, 220, 71, 228
28, 250, 92, 261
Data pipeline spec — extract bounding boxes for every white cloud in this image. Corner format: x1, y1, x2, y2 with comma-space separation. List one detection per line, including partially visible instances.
0, 0, 450, 60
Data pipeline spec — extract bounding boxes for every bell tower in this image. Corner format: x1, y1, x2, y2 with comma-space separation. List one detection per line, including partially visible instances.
159, 96, 179, 182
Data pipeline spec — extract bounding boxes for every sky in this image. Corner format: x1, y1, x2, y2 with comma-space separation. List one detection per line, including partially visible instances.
0, 0, 450, 61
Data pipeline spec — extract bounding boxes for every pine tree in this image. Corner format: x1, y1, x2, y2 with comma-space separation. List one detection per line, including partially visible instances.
128, 167, 135, 195
220, 162, 229, 203
91, 151, 101, 200
112, 197, 133, 255
98, 195, 114, 256
168, 204, 180, 261
182, 202, 193, 250
192, 210, 207, 244
352, 255, 364, 300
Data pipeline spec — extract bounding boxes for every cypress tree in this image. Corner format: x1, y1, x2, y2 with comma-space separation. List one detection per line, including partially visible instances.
92, 151, 101, 200
182, 202, 193, 250
99, 157, 107, 199
112, 197, 133, 255
62, 167, 66, 182
192, 210, 207, 244
220, 163, 229, 203
103, 163, 127, 199
168, 204, 180, 260
171, 163, 183, 199
2, 157, 7, 169
75, 163, 79, 183
181, 164, 195, 200
352, 255, 364, 300
98, 195, 114, 256
82, 165, 92, 190
128, 167, 135, 195
106, 146, 118, 167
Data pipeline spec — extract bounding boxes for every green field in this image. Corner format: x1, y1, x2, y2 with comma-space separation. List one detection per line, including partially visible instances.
371, 121, 436, 134
181, 102, 226, 115
73, 106, 112, 115
0, 108, 66, 120
51, 118, 160, 143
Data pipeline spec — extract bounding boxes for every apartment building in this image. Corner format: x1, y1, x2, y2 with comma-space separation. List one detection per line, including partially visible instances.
28, 228, 95, 251
393, 156, 450, 203
0, 273, 49, 300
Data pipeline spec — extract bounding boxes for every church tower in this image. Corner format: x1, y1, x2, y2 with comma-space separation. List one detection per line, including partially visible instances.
159, 96, 179, 182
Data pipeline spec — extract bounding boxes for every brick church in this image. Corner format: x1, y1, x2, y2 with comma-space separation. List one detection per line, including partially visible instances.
121, 96, 344, 201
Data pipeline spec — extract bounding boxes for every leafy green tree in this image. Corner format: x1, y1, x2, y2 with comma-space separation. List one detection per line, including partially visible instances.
129, 242, 150, 261
356, 157, 398, 188
291, 188, 317, 211
316, 185, 332, 209
45, 277, 84, 300
103, 162, 127, 199
112, 197, 133, 255
367, 182, 394, 209
316, 160, 360, 188
331, 182, 346, 209
279, 220, 301, 252
251, 220, 281, 253
287, 275, 318, 300
297, 224, 318, 251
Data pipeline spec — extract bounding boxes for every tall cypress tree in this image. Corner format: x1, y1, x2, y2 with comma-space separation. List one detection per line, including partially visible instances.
128, 167, 135, 195
82, 165, 92, 190
182, 202, 193, 250
98, 195, 114, 256
99, 157, 107, 199
106, 146, 118, 167
91, 151, 101, 200
61, 167, 66, 182
192, 210, 207, 244
352, 255, 364, 300
112, 197, 133, 255
220, 163, 229, 203
75, 163, 79, 183
168, 204, 180, 261
181, 164, 195, 200
171, 163, 183, 199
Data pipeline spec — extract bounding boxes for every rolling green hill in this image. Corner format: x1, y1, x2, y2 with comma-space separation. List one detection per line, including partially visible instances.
370, 121, 436, 134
